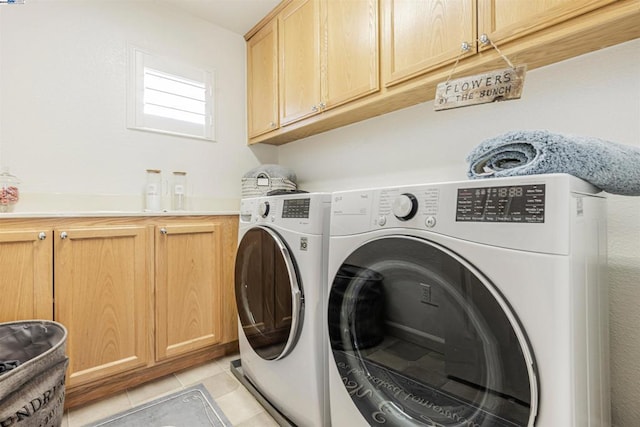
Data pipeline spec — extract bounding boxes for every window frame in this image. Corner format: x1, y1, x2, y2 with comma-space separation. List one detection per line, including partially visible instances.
127, 45, 216, 142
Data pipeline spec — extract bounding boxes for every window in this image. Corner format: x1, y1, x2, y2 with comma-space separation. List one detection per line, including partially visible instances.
128, 46, 215, 141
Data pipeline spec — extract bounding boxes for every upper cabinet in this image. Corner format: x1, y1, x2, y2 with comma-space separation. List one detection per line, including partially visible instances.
279, 0, 321, 125
247, 0, 380, 131
246, 0, 639, 145
247, 20, 279, 138
278, 0, 379, 126
477, 0, 617, 46
382, 0, 475, 87
322, 0, 379, 109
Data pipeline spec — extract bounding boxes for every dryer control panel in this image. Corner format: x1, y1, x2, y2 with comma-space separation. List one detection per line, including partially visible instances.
456, 183, 546, 223
330, 174, 604, 255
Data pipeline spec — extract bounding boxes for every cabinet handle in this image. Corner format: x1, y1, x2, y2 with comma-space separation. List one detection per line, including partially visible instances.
160, 228, 168, 235
38, 232, 47, 240
60, 231, 68, 239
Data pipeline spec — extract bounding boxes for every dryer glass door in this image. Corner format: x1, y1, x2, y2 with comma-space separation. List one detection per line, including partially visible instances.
328, 236, 537, 426
235, 226, 303, 361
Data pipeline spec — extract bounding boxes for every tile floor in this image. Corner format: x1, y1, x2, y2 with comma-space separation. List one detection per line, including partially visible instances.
62, 352, 279, 426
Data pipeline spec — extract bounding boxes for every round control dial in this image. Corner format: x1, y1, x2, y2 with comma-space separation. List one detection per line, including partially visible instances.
392, 193, 418, 221
258, 201, 270, 218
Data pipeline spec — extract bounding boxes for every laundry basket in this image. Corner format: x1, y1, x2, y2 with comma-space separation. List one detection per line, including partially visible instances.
0, 320, 68, 427
241, 164, 297, 198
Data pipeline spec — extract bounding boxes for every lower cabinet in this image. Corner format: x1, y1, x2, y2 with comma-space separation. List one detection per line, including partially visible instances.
0, 227, 52, 322
54, 224, 153, 388
0, 215, 239, 408
155, 223, 223, 360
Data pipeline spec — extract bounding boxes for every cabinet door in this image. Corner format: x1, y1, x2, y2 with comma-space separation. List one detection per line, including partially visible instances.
248, 19, 279, 138
322, 0, 379, 110
219, 216, 239, 344
54, 225, 152, 387
0, 228, 52, 322
155, 223, 222, 361
279, 0, 321, 125
382, 0, 475, 86
478, 0, 616, 46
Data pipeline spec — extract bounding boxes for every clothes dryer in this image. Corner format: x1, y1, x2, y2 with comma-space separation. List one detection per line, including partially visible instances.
327, 174, 609, 427
235, 192, 330, 426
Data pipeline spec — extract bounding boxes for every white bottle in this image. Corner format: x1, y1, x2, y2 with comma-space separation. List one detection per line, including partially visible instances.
172, 171, 187, 211
145, 169, 162, 212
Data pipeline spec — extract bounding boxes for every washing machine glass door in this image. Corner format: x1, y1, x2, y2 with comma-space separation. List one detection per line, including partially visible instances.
235, 226, 303, 361
328, 236, 538, 427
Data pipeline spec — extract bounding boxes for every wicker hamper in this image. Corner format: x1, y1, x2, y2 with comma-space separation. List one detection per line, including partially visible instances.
241, 164, 297, 198
0, 321, 68, 427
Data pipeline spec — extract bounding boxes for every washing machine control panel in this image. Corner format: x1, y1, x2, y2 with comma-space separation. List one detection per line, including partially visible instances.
241, 194, 331, 235
282, 198, 311, 218
258, 198, 311, 218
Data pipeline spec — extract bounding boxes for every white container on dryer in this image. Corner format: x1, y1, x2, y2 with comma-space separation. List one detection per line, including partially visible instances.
326, 173, 610, 427
235, 192, 331, 427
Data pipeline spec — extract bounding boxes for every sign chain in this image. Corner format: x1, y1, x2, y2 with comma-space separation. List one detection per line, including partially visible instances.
479, 34, 515, 69
446, 35, 516, 84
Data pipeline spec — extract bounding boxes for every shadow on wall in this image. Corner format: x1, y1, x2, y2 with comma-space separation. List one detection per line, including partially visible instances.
249, 143, 279, 165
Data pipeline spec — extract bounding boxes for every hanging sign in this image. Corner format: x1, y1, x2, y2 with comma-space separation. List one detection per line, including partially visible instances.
434, 65, 527, 111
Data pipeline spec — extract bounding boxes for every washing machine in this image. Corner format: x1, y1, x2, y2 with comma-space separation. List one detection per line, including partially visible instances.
327, 173, 610, 427
235, 192, 331, 427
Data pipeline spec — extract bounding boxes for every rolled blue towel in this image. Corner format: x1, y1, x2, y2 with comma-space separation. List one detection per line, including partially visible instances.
466, 130, 640, 196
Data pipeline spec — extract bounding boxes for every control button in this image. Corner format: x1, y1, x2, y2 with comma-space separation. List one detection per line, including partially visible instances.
425, 216, 437, 228
259, 201, 270, 218
392, 193, 418, 221
377, 215, 387, 226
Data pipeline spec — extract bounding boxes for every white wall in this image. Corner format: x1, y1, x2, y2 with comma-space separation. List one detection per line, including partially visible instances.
0, 0, 276, 212
279, 39, 640, 426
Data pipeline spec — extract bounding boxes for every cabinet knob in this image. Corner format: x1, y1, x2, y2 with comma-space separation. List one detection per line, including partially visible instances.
38, 232, 47, 240
479, 34, 490, 45
319, 102, 326, 109
270, 121, 276, 128
461, 41, 471, 52
160, 228, 168, 235
60, 231, 68, 239
311, 105, 318, 112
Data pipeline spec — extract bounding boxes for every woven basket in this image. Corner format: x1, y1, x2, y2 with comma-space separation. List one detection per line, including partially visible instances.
241, 173, 297, 198
0, 320, 68, 427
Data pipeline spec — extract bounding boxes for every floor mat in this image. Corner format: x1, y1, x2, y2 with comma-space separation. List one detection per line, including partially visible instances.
86, 384, 231, 427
